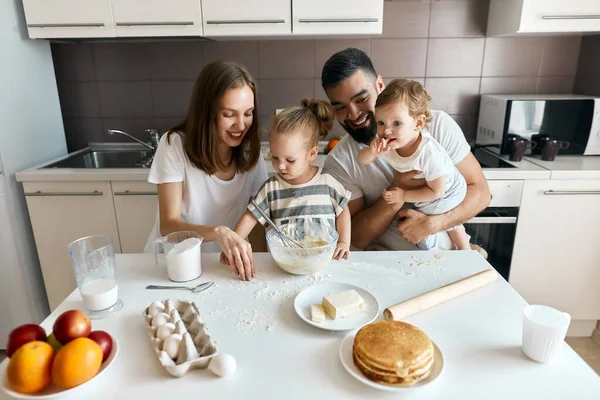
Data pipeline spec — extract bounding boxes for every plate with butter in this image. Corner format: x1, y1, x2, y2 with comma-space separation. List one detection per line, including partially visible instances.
293, 282, 380, 331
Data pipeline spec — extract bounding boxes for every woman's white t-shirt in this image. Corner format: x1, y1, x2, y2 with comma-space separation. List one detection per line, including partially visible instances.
144, 132, 268, 253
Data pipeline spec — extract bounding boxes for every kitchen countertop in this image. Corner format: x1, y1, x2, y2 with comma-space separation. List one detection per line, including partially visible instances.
17, 144, 556, 182
2, 252, 598, 399
524, 155, 600, 180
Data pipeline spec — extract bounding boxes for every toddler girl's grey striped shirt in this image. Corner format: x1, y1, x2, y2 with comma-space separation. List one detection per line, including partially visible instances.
248, 168, 351, 230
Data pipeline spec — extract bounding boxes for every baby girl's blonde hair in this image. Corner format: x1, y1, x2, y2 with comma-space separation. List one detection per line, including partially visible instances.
375, 79, 432, 124
271, 99, 334, 148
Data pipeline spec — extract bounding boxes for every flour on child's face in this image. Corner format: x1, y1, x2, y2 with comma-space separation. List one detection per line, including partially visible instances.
269, 132, 317, 184
375, 103, 423, 150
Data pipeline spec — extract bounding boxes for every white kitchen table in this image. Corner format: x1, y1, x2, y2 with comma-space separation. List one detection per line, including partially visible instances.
2, 251, 599, 399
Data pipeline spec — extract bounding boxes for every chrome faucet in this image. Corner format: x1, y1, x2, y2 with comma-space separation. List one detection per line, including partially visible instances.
107, 128, 161, 168
107, 129, 158, 151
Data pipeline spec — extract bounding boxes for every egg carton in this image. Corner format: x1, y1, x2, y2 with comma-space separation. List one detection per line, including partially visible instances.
143, 299, 218, 378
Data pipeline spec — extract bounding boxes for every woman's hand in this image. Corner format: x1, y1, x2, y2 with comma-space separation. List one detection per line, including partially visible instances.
333, 241, 350, 260
216, 226, 255, 280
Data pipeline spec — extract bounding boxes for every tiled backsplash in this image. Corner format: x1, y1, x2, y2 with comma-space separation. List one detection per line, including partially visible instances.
52, 0, 583, 152
575, 35, 600, 96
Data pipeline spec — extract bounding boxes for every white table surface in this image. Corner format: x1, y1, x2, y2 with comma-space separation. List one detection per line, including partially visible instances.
2, 251, 599, 399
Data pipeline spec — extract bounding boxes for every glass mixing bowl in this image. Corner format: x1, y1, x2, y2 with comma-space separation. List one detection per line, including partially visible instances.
266, 221, 339, 275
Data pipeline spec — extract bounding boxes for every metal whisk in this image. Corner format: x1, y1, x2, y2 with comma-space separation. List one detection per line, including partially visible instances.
250, 200, 305, 249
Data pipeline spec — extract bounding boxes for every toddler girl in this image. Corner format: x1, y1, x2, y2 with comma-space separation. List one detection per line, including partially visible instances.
358, 79, 470, 251
231, 99, 352, 260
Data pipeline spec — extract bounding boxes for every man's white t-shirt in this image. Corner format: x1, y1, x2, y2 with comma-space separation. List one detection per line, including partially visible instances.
144, 133, 268, 253
323, 110, 471, 250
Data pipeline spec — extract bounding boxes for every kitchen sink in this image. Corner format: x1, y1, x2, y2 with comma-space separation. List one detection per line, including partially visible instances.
42, 149, 154, 169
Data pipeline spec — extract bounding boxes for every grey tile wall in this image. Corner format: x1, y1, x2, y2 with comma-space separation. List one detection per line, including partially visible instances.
52, 0, 583, 151
574, 35, 600, 96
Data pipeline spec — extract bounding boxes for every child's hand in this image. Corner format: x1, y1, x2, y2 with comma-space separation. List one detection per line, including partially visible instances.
333, 241, 350, 260
382, 187, 405, 205
369, 137, 391, 155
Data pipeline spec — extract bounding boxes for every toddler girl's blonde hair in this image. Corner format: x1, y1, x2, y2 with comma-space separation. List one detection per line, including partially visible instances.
271, 99, 334, 148
375, 79, 432, 124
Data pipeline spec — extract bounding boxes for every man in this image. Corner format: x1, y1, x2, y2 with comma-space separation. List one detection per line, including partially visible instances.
321, 48, 490, 251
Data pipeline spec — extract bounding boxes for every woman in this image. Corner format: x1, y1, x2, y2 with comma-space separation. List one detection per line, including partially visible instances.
144, 61, 267, 281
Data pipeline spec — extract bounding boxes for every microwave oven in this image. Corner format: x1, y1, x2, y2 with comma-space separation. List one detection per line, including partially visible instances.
476, 94, 600, 155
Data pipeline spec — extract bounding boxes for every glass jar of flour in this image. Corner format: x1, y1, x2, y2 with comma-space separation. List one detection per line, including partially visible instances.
154, 231, 203, 282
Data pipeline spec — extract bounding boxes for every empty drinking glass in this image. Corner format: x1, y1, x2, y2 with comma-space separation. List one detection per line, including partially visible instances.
68, 235, 123, 319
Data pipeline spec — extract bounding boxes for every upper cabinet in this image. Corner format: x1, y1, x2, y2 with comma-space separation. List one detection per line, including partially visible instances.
488, 0, 600, 36
112, 0, 203, 37
22, 0, 115, 38
292, 0, 383, 35
21, 0, 384, 39
201, 0, 291, 37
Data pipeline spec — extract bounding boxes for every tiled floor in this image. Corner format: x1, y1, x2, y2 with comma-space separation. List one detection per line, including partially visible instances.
566, 337, 600, 375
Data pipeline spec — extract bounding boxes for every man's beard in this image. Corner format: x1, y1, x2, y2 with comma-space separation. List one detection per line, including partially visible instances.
340, 112, 377, 145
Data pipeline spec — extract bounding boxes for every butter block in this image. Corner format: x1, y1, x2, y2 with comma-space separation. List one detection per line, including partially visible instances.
310, 304, 327, 323
322, 289, 366, 319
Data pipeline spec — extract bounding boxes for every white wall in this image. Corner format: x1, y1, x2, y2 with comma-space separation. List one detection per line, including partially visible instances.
0, 0, 67, 343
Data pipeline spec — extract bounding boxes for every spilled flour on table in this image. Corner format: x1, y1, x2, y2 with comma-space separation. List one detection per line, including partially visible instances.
202, 271, 331, 334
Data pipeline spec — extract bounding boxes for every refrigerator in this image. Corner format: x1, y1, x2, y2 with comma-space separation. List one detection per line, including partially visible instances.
0, 0, 67, 346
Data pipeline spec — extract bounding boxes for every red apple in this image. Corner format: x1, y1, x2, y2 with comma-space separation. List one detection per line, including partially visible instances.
88, 330, 113, 362
52, 310, 91, 345
6, 324, 47, 357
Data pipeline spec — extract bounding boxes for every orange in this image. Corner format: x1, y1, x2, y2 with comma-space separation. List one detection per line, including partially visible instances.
325, 139, 340, 153
7, 341, 54, 394
52, 337, 103, 389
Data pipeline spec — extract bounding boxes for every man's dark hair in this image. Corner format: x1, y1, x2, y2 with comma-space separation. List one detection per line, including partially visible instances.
321, 48, 377, 90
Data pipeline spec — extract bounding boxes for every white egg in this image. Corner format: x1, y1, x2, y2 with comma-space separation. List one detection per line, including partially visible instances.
157, 322, 176, 341
208, 354, 237, 377
152, 312, 170, 328
148, 301, 165, 318
162, 333, 182, 360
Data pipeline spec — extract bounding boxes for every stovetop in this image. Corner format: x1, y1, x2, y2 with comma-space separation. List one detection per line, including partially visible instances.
472, 148, 516, 169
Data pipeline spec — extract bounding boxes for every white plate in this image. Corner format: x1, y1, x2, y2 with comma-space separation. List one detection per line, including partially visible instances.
293, 282, 380, 331
339, 330, 444, 392
2, 336, 119, 399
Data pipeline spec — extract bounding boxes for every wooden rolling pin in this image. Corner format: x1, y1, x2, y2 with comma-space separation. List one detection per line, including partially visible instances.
383, 269, 498, 321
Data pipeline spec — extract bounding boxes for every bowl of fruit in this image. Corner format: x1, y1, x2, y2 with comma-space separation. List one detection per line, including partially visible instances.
1, 310, 118, 399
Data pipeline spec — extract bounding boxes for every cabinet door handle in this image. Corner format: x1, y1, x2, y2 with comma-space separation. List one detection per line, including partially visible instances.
25, 190, 103, 197
116, 21, 194, 27
113, 191, 158, 196
206, 19, 286, 25
542, 15, 600, 20
27, 23, 106, 28
543, 190, 600, 195
465, 216, 517, 224
298, 18, 378, 23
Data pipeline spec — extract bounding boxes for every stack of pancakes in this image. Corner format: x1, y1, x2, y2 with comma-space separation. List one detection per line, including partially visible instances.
352, 320, 434, 386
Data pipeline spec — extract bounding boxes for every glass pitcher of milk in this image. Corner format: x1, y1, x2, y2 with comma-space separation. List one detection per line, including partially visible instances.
154, 231, 203, 282
68, 235, 123, 319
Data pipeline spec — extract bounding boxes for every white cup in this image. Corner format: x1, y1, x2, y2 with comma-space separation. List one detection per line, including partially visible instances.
522, 305, 571, 363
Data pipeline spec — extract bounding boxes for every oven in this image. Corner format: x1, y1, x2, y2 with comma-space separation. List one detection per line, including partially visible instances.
464, 180, 522, 281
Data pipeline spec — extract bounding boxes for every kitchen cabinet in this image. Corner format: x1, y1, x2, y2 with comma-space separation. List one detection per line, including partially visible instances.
510, 180, 600, 320
488, 0, 600, 36
112, 0, 203, 37
111, 181, 158, 253
22, 0, 115, 39
292, 0, 383, 35
201, 0, 291, 37
23, 181, 121, 311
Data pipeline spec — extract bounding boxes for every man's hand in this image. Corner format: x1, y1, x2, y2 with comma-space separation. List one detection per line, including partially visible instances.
382, 187, 404, 204
396, 208, 437, 244
393, 170, 425, 190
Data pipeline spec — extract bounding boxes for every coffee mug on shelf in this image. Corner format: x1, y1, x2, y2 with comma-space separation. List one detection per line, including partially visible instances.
541, 140, 570, 161
531, 134, 550, 155
509, 138, 537, 162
